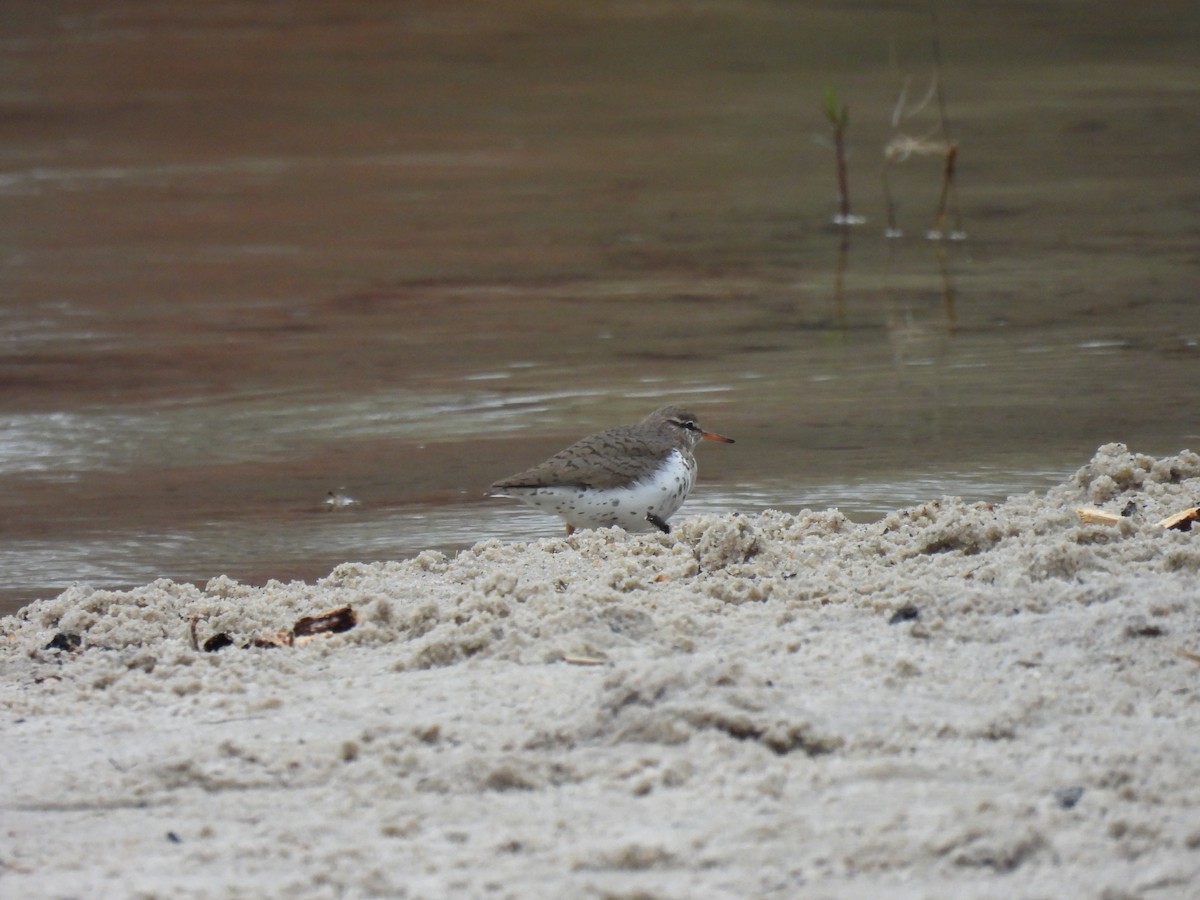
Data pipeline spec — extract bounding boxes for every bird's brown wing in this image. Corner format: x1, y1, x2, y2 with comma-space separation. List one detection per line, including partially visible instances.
490, 426, 670, 491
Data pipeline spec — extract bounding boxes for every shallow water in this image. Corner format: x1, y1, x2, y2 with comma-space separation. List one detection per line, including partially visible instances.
2, 1, 1198, 613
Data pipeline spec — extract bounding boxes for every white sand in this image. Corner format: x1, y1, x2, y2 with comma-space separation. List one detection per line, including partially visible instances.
3, 443, 1199, 898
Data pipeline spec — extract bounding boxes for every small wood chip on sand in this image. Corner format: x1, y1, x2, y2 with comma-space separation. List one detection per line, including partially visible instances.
1173, 647, 1200, 665
1075, 506, 1200, 531
249, 630, 293, 649
200, 605, 359, 652
293, 606, 358, 637
561, 655, 608, 666
1157, 507, 1200, 531
1075, 507, 1122, 526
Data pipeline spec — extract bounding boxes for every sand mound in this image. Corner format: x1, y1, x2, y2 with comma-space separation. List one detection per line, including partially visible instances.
3, 443, 1198, 897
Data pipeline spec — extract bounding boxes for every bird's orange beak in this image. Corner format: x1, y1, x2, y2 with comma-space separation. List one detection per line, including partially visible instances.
700, 430, 735, 444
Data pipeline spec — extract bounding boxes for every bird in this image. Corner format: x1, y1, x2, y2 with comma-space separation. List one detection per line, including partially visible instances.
489, 405, 734, 535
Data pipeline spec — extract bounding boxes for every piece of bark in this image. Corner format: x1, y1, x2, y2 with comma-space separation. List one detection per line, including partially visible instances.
293, 606, 358, 637
1157, 507, 1200, 531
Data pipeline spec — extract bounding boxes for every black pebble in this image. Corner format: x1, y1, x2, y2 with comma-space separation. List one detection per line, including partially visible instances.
888, 605, 920, 625
203, 633, 235, 652
44, 633, 81, 652
1125, 622, 1167, 638
1053, 786, 1084, 809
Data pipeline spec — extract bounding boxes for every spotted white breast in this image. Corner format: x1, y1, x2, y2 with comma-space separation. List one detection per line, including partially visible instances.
502, 448, 697, 533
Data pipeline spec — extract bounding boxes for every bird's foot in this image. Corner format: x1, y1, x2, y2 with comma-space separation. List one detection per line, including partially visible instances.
645, 512, 671, 534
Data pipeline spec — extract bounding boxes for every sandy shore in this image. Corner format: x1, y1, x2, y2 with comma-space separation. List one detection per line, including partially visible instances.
3, 443, 1199, 898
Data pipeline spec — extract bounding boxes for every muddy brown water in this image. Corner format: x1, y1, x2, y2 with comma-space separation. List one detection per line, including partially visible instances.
2, 1, 1198, 614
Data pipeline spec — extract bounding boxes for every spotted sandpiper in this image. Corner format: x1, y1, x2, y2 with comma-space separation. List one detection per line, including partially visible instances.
489, 405, 734, 535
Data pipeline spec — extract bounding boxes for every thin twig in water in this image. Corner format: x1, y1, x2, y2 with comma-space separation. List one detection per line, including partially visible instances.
882, 0, 965, 239
822, 87, 862, 227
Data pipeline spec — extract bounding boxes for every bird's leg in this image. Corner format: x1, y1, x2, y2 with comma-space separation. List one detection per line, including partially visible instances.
565, 523, 576, 536
645, 512, 671, 534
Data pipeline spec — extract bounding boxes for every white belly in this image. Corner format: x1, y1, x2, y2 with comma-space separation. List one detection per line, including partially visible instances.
503, 449, 697, 532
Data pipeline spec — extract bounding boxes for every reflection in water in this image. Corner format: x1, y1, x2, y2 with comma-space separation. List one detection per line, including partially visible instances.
932, 241, 958, 335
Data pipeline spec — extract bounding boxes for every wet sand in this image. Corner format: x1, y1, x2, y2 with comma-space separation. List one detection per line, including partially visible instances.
3, 444, 1199, 896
